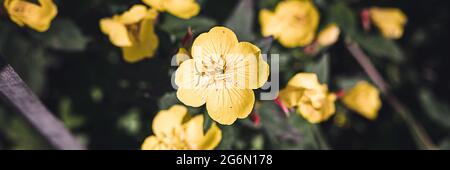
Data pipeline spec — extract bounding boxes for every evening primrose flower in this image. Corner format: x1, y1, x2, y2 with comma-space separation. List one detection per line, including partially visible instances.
175, 47, 191, 65
279, 73, 336, 123
317, 23, 340, 46
175, 27, 270, 125
100, 5, 159, 63
342, 81, 381, 120
142, 0, 200, 19
4, 0, 57, 32
369, 7, 407, 39
259, 0, 320, 48
141, 105, 222, 150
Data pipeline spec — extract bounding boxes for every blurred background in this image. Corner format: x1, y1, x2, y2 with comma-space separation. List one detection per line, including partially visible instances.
0, 0, 449, 150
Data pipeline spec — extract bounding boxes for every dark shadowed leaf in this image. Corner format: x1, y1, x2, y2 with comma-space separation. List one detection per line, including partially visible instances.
306, 53, 330, 83
258, 101, 303, 149
419, 89, 450, 129
224, 0, 256, 41
160, 15, 217, 40
329, 2, 356, 36
203, 112, 213, 134
34, 19, 89, 52
354, 34, 404, 62
216, 125, 236, 149
157, 92, 180, 110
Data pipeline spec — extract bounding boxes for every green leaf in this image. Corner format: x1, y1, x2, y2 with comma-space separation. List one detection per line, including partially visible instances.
419, 89, 450, 129
1, 31, 49, 94
160, 15, 217, 40
306, 53, 330, 83
157, 92, 180, 110
216, 125, 236, 149
329, 2, 357, 36
288, 115, 321, 149
257, 36, 274, 55
258, 0, 278, 9
224, 0, 256, 41
258, 101, 302, 149
354, 34, 404, 62
202, 112, 213, 134
33, 19, 89, 52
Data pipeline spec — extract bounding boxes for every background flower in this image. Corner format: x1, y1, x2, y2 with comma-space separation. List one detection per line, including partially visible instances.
279, 73, 336, 123
141, 105, 222, 150
143, 0, 200, 19
369, 7, 407, 39
342, 81, 382, 120
259, 0, 319, 48
4, 0, 57, 32
100, 5, 159, 63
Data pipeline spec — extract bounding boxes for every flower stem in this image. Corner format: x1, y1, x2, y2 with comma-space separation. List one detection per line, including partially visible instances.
0, 58, 84, 150
345, 40, 437, 150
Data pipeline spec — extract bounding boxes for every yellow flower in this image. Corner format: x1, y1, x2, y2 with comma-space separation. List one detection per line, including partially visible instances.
143, 0, 200, 19
175, 47, 191, 65
317, 23, 340, 46
141, 105, 222, 150
4, 0, 57, 32
175, 27, 270, 125
369, 7, 407, 39
342, 81, 381, 120
259, 0, 320, 48
279, 73, 336, 123
100, 5, 159, 63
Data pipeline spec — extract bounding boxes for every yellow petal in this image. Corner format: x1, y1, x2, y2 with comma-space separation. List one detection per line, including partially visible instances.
141, 136, 159, 150
118, 4, 148, 25
175, 48, 191, 65
342, 81, 381, 120
176, 88, 208, 107
228, 42, 269, 89
191, 27, 239, 61
370, 7, 407, 39
298, 92, 336, 124
100, 18, 133, 47
164, 0, 200, 19
278, 27, 315, 48
199, 122, 222, 150
287, 73, 321, 89
175, 59, 208, 107
145, 8, 159, 20
152, 105, 189, 137
278, 86, 303, 108
6, 0, 58, 32
122, 17, 159, 62
260, 0, 319, 47
259, 9, 275, 37
317, 23, 340, 46
142, 0, 165, 11
184, 115, 222, 150
206, 89, 255, 125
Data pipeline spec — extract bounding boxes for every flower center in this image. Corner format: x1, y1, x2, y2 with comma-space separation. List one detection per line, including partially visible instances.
126, 24, 141, 43
155, 127, 191, 150
196, 55, 234, 89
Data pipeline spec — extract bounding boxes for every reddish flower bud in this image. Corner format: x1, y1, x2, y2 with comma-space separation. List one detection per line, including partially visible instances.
361, 8, 371, 31
250, 112, 261, 127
